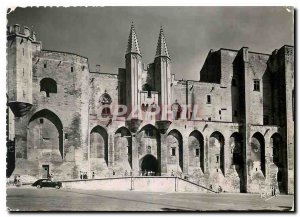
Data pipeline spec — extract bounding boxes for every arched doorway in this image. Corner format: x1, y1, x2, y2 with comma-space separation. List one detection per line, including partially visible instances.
138, 124, 161, 175
140, 154, 159, 176
250, 132, 265, 176
27, 109, 63, 161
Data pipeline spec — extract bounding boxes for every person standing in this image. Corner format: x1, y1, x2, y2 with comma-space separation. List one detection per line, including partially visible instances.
80, 171, 83, 180
92, 172, 95, 179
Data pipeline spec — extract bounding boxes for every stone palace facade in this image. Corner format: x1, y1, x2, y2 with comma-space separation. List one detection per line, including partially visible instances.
6, 24, 294, 194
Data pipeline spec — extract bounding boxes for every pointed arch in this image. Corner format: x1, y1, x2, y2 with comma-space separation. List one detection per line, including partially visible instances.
229, 132, 243, 166
140, 154, 159, 176
251, 132, 265, 176
138, 124, 161, 174
209, 131, 225, 174
115, 127, 132, 167
167, 129, 183, 172
90, 125, 108, 164
28, 109, 63, 159
188, 130, 204, 172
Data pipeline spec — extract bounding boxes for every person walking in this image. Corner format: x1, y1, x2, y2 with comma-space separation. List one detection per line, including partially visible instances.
92, 172, 95, 179
80, 171, 83, 180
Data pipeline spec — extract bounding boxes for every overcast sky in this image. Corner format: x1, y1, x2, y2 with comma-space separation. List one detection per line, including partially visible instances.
7, 7, 294, 80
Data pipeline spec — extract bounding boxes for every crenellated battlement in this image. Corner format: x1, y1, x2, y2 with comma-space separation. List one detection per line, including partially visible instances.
7, 24, 37, 41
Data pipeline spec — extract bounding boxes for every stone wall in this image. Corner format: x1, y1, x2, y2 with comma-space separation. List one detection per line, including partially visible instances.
7, 25, 294, 194
12, 49, 90, 180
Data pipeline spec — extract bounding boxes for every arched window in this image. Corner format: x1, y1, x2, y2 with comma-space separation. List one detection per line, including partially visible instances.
99, 90, 112, 117
171, 100, 182, 120
40, 78, 57, 97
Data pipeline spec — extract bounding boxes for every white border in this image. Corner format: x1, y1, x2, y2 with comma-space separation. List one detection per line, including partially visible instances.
1, 1, 298, 216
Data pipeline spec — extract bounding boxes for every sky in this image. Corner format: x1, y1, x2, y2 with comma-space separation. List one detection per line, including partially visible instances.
7, 7, 294, 80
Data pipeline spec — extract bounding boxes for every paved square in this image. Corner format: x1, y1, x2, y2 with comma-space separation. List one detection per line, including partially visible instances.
6, 188, 294, 211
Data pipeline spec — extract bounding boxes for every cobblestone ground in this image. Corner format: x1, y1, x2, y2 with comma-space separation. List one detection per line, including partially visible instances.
6, 187, 294, 211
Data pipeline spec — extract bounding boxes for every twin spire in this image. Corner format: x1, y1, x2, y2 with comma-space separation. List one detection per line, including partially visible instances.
126, 24, 170, 59
155, 26, 170, 58
126, 23, 141, 55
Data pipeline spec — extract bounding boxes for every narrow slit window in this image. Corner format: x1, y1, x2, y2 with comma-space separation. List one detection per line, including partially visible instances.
171, 147, 176, 156
207, 95, 211, 104
195, 148, 200, 157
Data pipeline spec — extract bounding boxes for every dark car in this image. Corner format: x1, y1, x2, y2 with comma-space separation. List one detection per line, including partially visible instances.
32, 179, 62, 189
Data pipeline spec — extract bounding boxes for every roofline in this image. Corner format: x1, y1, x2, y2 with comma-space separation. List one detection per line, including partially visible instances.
219, 48, 239, 52
41, 49, 88, 60
90, 71, 118, 76
248, 51, 270, 56
283, 44, 294, 48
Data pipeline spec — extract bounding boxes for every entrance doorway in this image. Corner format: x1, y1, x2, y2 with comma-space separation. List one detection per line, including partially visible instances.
42, 165, 49, 178
140, 154, 159, 176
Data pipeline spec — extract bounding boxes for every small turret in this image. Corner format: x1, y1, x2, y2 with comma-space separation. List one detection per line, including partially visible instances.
7, 24, 34, 117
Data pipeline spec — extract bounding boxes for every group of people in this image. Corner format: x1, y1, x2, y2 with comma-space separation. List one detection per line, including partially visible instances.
209, 184, 223, 193
79, 171, 96, 179
141, 170, 155, 176
79, 171, 89, 179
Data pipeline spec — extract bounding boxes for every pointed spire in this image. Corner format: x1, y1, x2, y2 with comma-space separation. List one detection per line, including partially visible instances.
155, 26, 170, 59
126, 23, 141, 56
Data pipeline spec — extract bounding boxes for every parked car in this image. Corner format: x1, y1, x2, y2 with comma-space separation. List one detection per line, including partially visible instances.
32, 179, 62, 189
